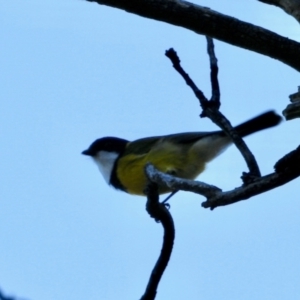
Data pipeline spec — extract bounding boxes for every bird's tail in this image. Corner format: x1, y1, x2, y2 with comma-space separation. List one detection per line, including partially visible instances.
234, 111, 282, 137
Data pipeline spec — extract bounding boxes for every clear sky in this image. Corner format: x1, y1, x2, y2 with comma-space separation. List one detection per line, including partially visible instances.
1, 1, 300, 299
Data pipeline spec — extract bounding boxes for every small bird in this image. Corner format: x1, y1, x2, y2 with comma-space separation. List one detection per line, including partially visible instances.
82, 111, 281, 196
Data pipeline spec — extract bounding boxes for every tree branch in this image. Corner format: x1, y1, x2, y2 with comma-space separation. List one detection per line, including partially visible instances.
203, 146, 300, 208
141, 181, 175, 300
165, 45, 261, 179
86, 0, 300, 71
145, 163, 222, 198
258, 0, 300, 23
206, 37, 220, 105
144, 145, 300, 210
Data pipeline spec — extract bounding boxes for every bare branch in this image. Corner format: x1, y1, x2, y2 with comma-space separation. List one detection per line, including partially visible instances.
141, 181, 175, 300
145, 163, 222, 198
206, 37, 220, 105
259, 0, 300, 23
203, 146, 300, 208
165, 48, 209, 109
204, 110, 262, 179
86, 0, 300, 71
144, 147, 300, 210
165, 46, 262, 178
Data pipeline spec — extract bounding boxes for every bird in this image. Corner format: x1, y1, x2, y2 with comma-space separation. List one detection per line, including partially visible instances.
82, 111, 282, 197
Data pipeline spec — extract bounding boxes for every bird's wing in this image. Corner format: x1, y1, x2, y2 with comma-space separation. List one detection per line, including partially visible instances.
161, 131, 221, 144
124, 136, 163, 155
124, 132, 220, 155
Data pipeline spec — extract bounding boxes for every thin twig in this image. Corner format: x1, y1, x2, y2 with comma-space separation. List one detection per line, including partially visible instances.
165, 44, 261, 178
165, 48, 208, 107
206, 36, 220, 105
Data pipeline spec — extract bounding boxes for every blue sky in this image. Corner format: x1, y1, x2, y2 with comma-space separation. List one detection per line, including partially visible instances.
1, 1, 300, 299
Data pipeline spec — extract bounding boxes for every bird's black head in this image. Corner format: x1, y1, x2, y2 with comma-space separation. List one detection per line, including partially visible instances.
82, 137, 129, 157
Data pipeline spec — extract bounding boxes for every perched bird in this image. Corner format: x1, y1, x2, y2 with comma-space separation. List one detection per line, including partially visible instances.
82, 111, 281, 196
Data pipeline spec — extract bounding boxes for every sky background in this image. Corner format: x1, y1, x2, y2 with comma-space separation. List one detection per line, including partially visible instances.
1, 1, 300, 299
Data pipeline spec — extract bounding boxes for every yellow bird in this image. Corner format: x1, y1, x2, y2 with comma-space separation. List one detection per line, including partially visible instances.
82, 111, 281, 196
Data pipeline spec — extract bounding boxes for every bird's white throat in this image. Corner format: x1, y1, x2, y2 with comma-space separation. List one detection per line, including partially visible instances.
92, 151, 119, 184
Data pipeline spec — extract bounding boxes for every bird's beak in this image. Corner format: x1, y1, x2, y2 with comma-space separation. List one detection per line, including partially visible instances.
82, 149, 92, 156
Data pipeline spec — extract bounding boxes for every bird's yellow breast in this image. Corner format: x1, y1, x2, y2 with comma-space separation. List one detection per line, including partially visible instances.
116, 142, 206, 195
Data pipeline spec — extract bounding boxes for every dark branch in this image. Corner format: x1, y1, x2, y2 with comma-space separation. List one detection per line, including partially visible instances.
86, 0, 300, 71
140, 181, 175, 300
165, 48, 208, 108
144, 146, 300, 210
205, 109, 262, 180
145, 163, 222, 198
206, 36, 220, 105
274, 145, 300, 172
165, 45, 261, 178
203, 146, 300, 208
